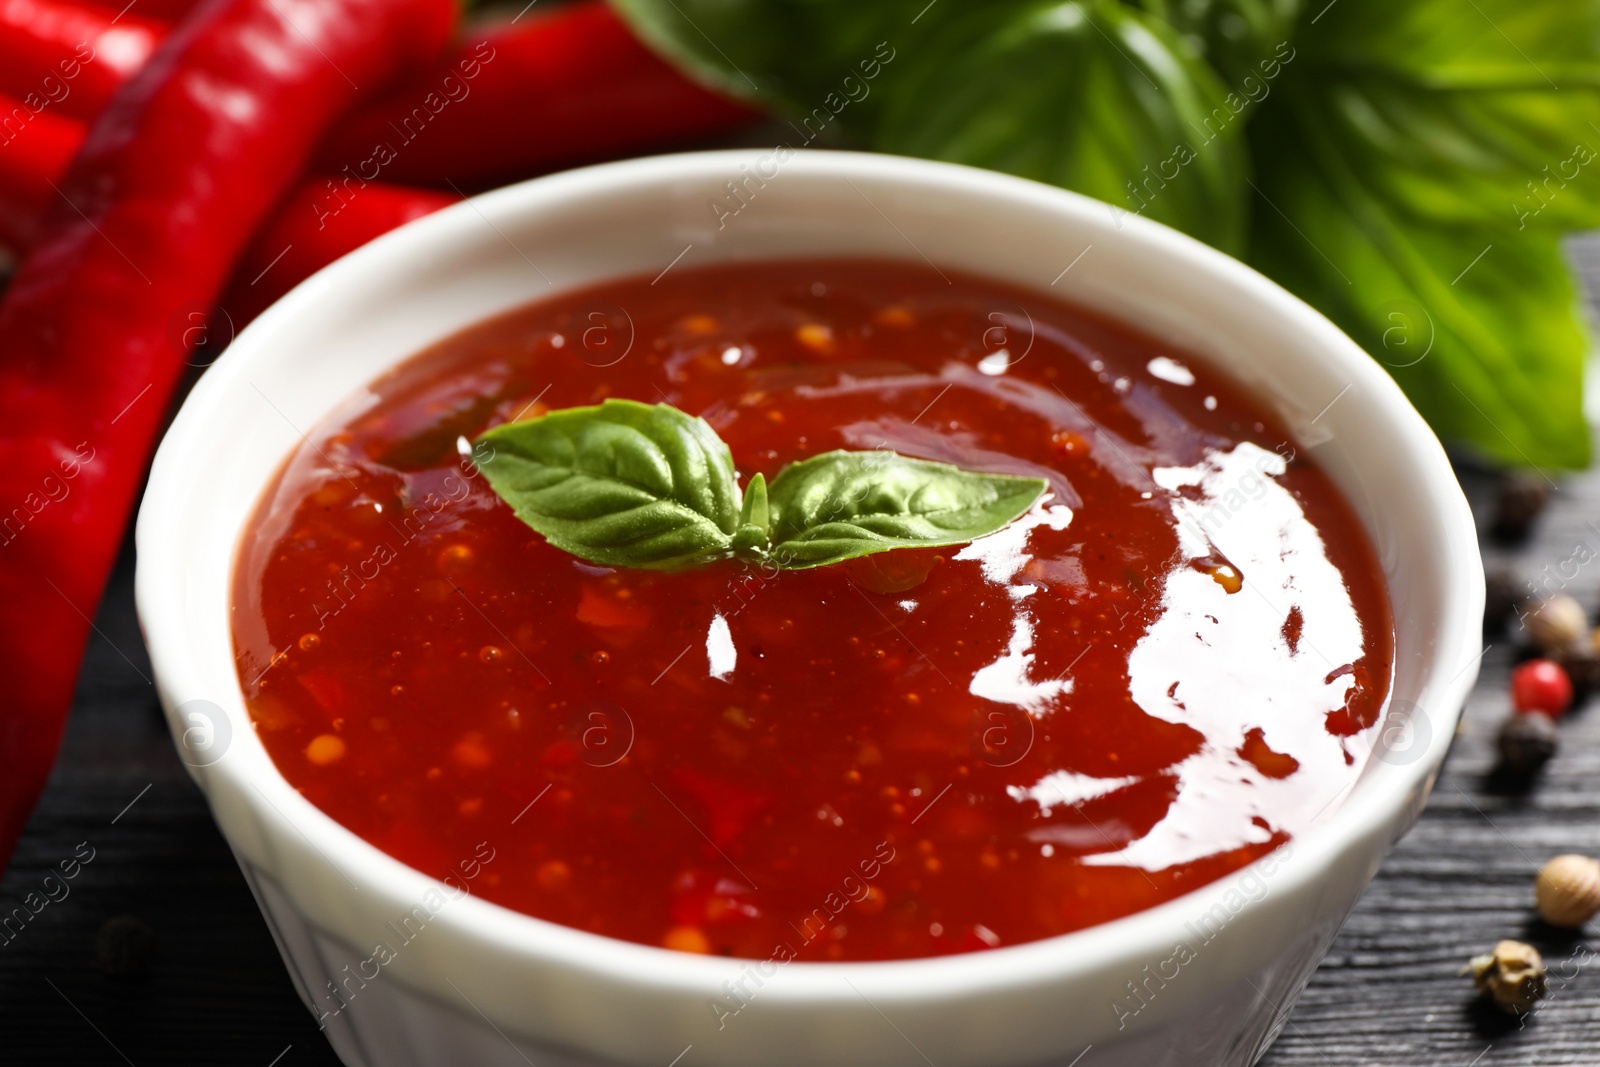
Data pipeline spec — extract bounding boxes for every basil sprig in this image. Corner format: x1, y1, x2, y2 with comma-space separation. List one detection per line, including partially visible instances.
474, 399, 1047, 571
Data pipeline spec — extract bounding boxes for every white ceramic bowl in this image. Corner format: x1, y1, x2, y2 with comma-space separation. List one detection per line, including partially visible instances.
136, 150, 1482, 1067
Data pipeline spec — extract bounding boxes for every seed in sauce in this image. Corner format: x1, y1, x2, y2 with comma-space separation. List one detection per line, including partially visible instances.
663, 926, 711, 954
304, 734, 345, 766
796, 323, 835, 354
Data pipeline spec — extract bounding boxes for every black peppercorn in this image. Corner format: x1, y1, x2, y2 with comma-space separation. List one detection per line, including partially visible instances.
1556, 642, 1600, 696
95, 914, 155, 978
1483, 566, 1522, 634
1497, 712, 1559, 773
1491, 471, 1552, 543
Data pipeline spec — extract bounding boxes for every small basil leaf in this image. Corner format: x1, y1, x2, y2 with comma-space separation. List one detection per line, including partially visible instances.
475, 399, 742, 569
732, 471, 771, 557
739, 470, 769, 529
766, 450, 1047, 569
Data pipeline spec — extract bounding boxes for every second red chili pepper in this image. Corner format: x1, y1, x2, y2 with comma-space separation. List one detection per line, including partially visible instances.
315, 0, 759, 189
221, 177, 459, 325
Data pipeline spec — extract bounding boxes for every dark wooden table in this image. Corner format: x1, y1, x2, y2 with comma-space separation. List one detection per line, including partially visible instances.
4, 320, 1599, 1067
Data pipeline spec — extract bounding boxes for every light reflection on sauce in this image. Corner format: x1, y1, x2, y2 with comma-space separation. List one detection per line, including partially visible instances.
948, 439, 1375, 871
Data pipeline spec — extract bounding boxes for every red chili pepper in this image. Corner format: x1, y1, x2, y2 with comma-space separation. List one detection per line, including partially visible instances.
222, 177, 458, 326
0, 98, 457, 320
317, 0, 760, 189
0, 105, 450, 285
0, 90, 81, 249
0, 0, 455, 870
0, 0, 165, 120
80, 0, 197, 21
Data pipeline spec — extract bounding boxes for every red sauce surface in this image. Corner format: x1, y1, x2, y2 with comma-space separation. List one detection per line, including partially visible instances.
232, 259, 1394, 961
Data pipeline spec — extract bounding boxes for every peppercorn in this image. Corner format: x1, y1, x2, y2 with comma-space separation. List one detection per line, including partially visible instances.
1466, 939, 1547, 1014
1497, 712, 1560, 773
1511, 659, 1573, 717
95, 914, 155, 977
1522, 594, 1588, 654
1534, 854, 1600, 929
1554, 639, 1600, 696
1483, 566, 1522, 634
1491, 471, 1552, 543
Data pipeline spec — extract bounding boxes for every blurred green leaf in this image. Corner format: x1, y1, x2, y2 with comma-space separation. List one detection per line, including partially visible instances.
607, 0, 906, 121
1134, 0, 1301, 87
1248, 89, 1591, 469
612, 0, 1251, 248
1295, 0, 1600, 232
1306, 0, 1600, 82
1299, 79, 1600, 231
609, 0, 1600, 466
875, 0, 1251, 251
1241, 0, 1600, 465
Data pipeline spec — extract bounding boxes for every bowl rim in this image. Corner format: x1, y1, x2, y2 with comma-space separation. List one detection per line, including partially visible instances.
135, 147, 1483, 1007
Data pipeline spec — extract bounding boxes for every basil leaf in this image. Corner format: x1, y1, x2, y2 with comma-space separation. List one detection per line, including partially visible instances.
478, 404, 1047, 572
1307, 0, 1600, 81
874, 0, 1251, 252
1135, 0, 1301, 88
1294, 0, 1600, 232
608, 0, 903, 125
614, 0, 1250, 250
1247, 90, 1591, 469
474, 399, 742, 569
766, 450, 1048, 569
